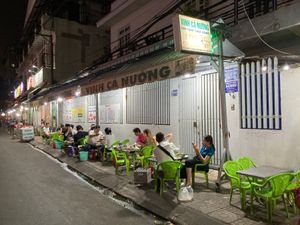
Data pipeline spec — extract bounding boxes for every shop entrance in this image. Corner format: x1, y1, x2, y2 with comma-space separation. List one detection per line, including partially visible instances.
179, 72, 223, 167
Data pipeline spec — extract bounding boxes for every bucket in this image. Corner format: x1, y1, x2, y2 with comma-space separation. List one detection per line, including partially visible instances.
54, 140, 62, 149
88, 151, 95, 160
79, 151, 88, 161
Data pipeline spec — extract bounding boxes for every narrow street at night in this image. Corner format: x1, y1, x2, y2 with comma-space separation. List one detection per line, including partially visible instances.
0, 129, 154, 225
1, 1, 300, 224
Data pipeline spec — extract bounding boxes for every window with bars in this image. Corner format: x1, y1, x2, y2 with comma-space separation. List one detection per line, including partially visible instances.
240, 57, 282, 130
126, 80, 170, 125
119, 25, 130, 48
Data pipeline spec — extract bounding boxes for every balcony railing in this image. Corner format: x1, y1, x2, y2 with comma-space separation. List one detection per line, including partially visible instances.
90, 0, 294, 70
40, 52, 55, 69
202, 0, 294, 26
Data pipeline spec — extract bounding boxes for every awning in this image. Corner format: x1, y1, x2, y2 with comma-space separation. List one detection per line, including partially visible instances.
30, 40, 244, 101
81, 48, 195, 95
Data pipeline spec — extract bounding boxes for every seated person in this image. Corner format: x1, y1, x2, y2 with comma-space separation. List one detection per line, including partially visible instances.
143, 129, 156, 147
133, 128, 146, 147
63, 124, 74, 145
88, 124, 96, 135
70, 124, 77, 135
74, 125, 88, 146
43, 123, 50, 138
104, 127, 115, 147
85, 125, 105, 158
153, 132, 177, 164
55, 124, 64, 135
181, 135, 215, 187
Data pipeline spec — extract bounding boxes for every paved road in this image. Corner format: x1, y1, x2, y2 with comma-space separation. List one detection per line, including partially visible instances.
0, 131, 154, 225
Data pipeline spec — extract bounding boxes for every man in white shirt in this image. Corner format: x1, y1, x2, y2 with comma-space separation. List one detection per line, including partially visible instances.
43, 123, 50, 138
87, 125, 105, 146
86, 125, 105, 160
154, 132, 177, 164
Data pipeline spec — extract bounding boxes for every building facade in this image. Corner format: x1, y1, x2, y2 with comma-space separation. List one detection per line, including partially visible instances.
19, 0, 300, 169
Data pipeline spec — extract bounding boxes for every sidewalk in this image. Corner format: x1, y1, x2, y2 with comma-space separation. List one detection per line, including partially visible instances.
30, 137, 300, 225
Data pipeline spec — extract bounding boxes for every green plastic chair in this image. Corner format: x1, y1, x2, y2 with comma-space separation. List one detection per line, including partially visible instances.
111, 149, 129, 176
50, 132, 59, 140
103, 140, 119, 160
236, 157, 256, 170
51, 132, 64, 142
121, 139, 129, 146
236, 157, 261, 183
223, 161, 251, 210
250, 173, 294, 221
154, 161, 182, 196
285, 170, 300, 213
78, 135, 88, 145
192, 158, 211, 189
134, 146, 154, 168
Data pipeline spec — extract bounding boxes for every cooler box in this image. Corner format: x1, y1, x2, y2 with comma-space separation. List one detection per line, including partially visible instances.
21, 127, 34, 141
134, 168, 152, 184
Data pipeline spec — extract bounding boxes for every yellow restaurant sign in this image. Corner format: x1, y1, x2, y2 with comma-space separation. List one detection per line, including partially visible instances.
173, 14, 211, 54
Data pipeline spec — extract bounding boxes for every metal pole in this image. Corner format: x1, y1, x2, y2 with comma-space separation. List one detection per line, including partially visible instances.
214, 29, 231, 192
50, 34, 54, 85
217, 32, 230, 159
234, 0, 238, 24
95, 94, 99, 125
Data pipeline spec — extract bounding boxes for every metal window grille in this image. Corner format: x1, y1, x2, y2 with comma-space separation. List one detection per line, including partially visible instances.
87, 95, 96, 107
126, 80, 170, 125
240, 57, 282, 130
99, 89, 123, 124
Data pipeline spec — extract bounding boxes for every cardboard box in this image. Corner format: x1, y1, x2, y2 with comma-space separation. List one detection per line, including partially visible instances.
134, 168, 152, 184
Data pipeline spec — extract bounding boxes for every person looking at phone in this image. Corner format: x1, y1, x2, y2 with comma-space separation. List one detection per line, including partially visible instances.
181, 135, 215, 187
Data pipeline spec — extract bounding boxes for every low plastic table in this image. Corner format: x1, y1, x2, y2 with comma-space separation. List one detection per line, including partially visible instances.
237, 166, 294, 180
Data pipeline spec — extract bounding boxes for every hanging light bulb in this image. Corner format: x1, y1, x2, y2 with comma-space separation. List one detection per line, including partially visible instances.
283, 64, 290, 71
57, 97, 63, 102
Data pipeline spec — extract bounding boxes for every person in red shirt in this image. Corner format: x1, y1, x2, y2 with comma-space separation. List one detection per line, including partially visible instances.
133, 128, 146, 147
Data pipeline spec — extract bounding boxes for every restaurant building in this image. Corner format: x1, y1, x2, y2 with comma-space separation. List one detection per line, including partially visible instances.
22, 0, 300, 170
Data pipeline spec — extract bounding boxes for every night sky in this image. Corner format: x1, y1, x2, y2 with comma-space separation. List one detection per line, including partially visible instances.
0, 0, 28, 109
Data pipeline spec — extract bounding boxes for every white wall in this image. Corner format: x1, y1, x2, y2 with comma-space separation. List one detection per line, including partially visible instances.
110, 0, 175, 50
58, 66, 300, 169
58, 78, 181, 146
227, 67, 300, 169
96, 78, 181, 146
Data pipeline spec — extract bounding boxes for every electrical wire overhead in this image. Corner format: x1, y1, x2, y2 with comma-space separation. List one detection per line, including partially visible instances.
241, 0, 293, 56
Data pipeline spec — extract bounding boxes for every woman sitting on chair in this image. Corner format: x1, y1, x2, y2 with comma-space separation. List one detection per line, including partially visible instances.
181, 135, 215, 187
